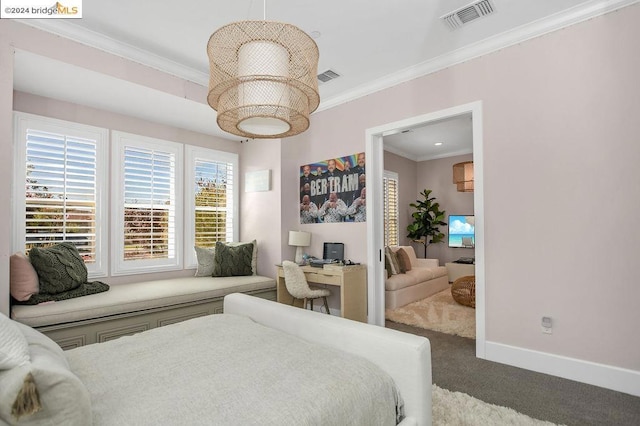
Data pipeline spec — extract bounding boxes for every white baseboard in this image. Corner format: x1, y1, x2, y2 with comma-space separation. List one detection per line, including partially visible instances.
485, 341, 640, 397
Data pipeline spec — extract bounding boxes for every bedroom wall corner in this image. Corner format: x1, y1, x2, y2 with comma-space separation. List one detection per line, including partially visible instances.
239, 139, 282, 279
0, 22, 14, 315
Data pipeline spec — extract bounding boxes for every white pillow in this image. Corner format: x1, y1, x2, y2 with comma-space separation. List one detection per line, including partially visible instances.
0, 313, 29, 370
0, 322, 92, 425
194, 246, 216, 277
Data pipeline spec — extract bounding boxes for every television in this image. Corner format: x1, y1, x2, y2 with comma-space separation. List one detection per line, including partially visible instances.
448, 215, 475, 248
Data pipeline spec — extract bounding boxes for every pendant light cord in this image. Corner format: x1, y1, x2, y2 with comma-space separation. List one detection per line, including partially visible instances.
263, 0, 266, 20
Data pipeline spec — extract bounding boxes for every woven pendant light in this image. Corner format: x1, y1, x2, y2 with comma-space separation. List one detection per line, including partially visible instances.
453, 161, 474, 192
207, 20, 319, 139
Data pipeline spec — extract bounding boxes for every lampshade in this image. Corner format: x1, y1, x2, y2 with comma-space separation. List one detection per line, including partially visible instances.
453, 161, 474, 192
207, 20, 320, 139
288, 230, 311, 247
288, 230, 311, 264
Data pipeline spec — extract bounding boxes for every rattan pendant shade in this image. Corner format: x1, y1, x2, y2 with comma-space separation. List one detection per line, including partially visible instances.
207, 20, 320, 139
453, 161, 474, 192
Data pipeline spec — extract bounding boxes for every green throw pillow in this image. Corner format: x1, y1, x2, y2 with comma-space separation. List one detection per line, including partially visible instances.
212, 242, 254, 277
29, 242, 88, 294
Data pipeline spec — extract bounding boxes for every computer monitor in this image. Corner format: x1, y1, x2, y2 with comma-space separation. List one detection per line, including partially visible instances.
323, 242, 344, 261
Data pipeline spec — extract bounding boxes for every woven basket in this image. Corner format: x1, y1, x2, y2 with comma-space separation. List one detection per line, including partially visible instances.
451, 275, 476, 308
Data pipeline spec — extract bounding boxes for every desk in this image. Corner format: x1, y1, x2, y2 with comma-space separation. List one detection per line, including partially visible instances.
276, 264, 367, 322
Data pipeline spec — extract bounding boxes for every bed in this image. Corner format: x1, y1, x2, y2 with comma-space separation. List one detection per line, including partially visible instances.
0, 293, 432, 425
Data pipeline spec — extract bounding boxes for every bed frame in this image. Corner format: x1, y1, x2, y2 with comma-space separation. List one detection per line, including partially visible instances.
224, 293, 432, 426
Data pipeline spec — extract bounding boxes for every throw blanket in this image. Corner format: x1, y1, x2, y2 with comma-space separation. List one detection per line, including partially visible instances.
66, 314, 403, 425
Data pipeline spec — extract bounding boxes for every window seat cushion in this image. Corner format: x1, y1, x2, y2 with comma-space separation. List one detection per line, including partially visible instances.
11, 276, 275, 328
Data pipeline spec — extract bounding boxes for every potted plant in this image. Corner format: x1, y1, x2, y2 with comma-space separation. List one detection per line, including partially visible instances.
406, 189, 446, 258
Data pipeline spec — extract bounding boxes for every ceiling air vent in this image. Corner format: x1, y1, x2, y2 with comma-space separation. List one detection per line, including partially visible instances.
317, 69, 340, 83
441, 0, 495, 30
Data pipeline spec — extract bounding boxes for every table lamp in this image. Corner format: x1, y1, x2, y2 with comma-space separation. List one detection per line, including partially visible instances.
288, 230, 311, 264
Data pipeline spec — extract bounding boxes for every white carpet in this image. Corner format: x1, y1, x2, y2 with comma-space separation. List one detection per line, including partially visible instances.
432, 384, 561, 425
386, 288, 476, 339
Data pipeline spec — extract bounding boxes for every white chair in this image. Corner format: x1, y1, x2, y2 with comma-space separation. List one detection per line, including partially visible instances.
282, 261, 331, 314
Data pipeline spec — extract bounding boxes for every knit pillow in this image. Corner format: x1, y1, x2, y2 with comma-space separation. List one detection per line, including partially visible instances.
28, 243, 87, 295
9, 253, 39, 302
396, 248, 412, 272
212, 242, 254, 277
225, 240, 258, 275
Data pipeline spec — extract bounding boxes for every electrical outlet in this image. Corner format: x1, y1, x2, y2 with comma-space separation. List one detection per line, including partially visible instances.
541, 316, 552, 334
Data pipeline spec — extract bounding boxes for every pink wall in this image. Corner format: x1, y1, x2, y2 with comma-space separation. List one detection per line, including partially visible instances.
416, 154, 474, 264
382, 151, 417, 248
239, 140, 282, 278
285, 5, 640, 374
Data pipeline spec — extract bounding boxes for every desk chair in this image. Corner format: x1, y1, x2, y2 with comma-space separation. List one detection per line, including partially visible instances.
282, 261, 331, 314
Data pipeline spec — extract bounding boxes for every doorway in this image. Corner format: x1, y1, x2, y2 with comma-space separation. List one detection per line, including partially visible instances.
365, 101, 486, 358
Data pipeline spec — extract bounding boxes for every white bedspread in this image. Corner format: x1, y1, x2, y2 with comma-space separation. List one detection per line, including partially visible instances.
66, 313, 403, 425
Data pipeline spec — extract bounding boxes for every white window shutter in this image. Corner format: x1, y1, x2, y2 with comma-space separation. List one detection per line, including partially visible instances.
383, 171, 399, 247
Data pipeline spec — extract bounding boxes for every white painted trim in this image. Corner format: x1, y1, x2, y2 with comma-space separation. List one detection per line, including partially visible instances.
17, 0, 639, 112
470, 103, 485, 357
16, 19, 209, 85
183, 145, 239, 269
12, 112, 109, 278
485, 341, 640, 397
365, 132, 386, 326
366, 101, 485, 352
110, 131, 184, 276
384, 143, 473, 162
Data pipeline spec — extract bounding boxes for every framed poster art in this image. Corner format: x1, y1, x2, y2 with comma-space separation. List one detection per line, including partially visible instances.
299, 152, 366, 224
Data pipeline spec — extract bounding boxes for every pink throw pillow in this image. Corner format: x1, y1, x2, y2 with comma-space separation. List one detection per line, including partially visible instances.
10, 252, 39, 301
396, 248, 412, 272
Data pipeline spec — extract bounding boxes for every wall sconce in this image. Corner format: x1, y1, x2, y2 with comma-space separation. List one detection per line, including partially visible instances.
453, 161, 474, 192
288, 230, 311, 264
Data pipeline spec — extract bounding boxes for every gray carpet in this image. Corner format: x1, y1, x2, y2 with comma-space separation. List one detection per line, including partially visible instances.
386, 321, 640, 426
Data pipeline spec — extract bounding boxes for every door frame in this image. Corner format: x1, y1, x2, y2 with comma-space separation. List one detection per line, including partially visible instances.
365, 100, 486, 358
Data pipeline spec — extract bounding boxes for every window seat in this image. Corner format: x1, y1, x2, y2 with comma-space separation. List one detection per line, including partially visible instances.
11, 275, 276, 350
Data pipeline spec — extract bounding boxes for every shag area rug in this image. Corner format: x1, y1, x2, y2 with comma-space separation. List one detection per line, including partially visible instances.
432, 384, 560, 425
386, 288, 476, 339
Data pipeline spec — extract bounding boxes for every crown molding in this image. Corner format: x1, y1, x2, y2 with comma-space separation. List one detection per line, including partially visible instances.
384, 143, 472, 162
16, 19, 210, 85
18, 0, 639, 111
316, 0, 639, 112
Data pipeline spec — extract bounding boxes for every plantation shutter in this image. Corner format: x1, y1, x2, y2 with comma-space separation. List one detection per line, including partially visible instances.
194, 159, 235, 247
383, 171, 399, 247
123, 147, 176, 260
24, 129, 97, 262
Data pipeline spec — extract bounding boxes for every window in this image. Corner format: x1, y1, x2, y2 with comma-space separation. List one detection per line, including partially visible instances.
14, 115, 239, 277
111, 131, 183, 275
184, 146, 238, 268
13, 113, 108, 277
383, 171, 399, 247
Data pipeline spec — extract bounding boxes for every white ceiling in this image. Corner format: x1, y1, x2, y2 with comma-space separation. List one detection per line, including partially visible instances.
13, 0, 635, 157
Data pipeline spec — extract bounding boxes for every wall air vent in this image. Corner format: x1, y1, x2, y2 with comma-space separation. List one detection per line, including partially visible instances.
441, 0, 495, 30
317, 69, 340, 83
